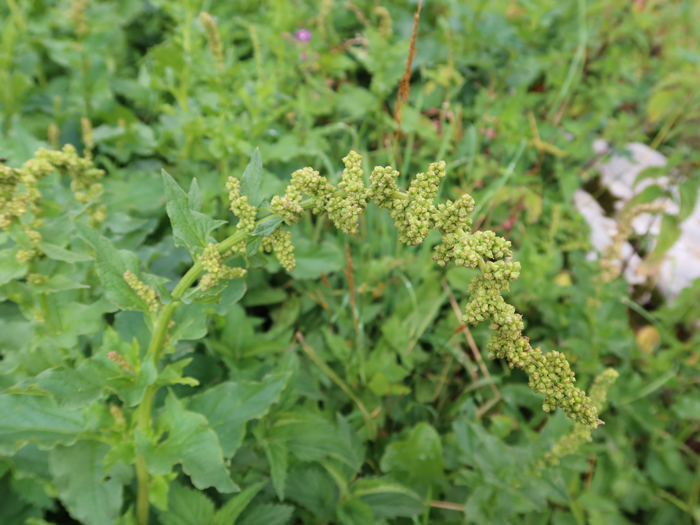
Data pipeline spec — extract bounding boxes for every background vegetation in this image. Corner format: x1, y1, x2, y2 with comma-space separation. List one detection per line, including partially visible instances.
1, 0, 699, 524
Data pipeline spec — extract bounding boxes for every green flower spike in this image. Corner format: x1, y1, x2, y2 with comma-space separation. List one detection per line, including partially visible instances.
260, 150, 601, 427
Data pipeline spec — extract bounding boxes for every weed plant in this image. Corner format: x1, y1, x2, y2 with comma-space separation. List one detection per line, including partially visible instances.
0, 1, 699, 525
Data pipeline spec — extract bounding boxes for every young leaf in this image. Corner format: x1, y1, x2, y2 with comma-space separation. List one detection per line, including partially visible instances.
162, 169, 226, 254
213, 279, 247, 316
156, 483, 215, 525
135, 392, 237, 493
49, 441, 124, 525
186, 372, 290, 457
251, 215, 282, 237
170, 303, 209, 343
74, 222, 149, 311
0, 395, 86, 455
212, 481, 267, 525
240, 148, 263, 207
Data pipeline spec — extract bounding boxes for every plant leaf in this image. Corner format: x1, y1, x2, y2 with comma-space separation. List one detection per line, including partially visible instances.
11, 328, 157, 408
213, 279, 247, 316
49, 440, 124, 525
38, 242, 92, 263
351, 479, 423, 519
170, 303, 209, 343
0, 247, 27, 286
157, 482, 215, 525
237, 504, 294, 525
0, 395, 86, 455
251, 215, 282, 237
337, 499, 375, 525
74, 222, 148, 311
240, 148, 263, 207
212, 481, 267, 525
135, 392, 237, 493
379, 422, 444, 485
188, 178, 203, 212
186, 372, 290, 457
162, 169, 226, 254
263, 439, 288, 501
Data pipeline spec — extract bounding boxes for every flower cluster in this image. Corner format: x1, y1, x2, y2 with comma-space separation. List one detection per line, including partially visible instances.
262, 229, 296, 271
541, 368, 619, 466
367, 165, 401, 209
2, 145, 104, 265
198, 243, 247, 290
326, 151, 370, 234
368, 161, 447, 245
226, 176, 257, 233
271, 166, 335, 224
257, 150, 602, 427
124, 270, 159, 313
394, 161, 446, 245
200, 12, 224, 71
108, 351, 134, 374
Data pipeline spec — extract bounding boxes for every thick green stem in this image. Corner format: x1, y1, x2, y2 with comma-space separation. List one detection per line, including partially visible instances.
135, 456, 150, 525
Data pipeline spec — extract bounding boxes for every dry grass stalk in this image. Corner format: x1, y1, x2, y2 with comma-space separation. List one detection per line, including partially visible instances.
394, 0, 422, 140
443, 281, 502, 418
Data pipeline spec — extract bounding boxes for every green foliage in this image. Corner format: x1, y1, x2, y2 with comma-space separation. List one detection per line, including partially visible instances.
1, 0, 699, 524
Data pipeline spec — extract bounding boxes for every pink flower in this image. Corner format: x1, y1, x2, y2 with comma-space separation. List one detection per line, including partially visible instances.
295, 28, 312, 43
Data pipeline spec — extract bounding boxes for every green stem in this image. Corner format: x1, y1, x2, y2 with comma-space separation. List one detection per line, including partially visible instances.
136, 456, 150, 525
423, 486, 433, 525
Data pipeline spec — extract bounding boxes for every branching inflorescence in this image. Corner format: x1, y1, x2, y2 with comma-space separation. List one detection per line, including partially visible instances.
0, 145, 105, 264
226, 151, 603, 428
542, 368, 619, 466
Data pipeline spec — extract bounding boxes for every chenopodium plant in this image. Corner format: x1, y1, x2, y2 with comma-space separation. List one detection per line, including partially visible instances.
0, 145, 604, 525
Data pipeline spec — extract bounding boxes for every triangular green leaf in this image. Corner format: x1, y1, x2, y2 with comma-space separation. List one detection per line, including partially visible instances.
135, 392, 237, 493
162, 169, 226, 254
186, 372, 290, 457
74, 222, 148, 311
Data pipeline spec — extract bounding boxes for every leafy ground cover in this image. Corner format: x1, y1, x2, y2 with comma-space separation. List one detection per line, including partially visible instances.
1, 1, 699, 524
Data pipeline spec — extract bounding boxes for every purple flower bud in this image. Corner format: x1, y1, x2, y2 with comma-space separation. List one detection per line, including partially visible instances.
295, 28, 312, 43
300, 52, 307, 61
